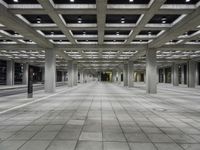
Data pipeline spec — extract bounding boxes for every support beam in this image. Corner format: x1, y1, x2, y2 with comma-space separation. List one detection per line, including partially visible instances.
0, 3, 53, 48
128, 61, 134, 87
96, 0, 107, 44
149, 7, 200, 48
45, 49, 56, 93
146, 49, 157, 94
123, 63, 128, 86
37, 0, 76, 44
126, 0, 166, 43
22, 63, 28, 85
187, 60, 196, 88
6, 60, 14, 85
172, 63, 179, 86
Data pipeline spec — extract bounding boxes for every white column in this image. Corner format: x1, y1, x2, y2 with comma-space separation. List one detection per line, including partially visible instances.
146, 49, 157, 94
187, 60, 196, 88
22, 63, 28, 85
6, 60, 14, 85
62, 71, 65, 83
163, 68, 166, 83
45, 49, 56, 93
112, 70, 117, 82
80, 70, 84, 84
172, 63, 179, 86
73, 63, 78, 86
128, 61, 134, 87
123, 63, 128, 86
116, 69, 121, 84
181, 65, 185, 84
41, 67, 45, 82
196, 63, 199, 86
68, 61, 74, 87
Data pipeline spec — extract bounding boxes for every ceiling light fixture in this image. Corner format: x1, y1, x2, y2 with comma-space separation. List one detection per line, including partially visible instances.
121, 17, 125, 23
78, 17, 82, 23
186, 0, 190, 2
161, 17, 167, 24
36, 17, 41, 23
70, 0, 75, 2
129, 0, 134, 2
13, 0, 19, 3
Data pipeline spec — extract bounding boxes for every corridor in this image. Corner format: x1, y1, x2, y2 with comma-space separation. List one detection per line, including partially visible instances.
0, 83, 200, 150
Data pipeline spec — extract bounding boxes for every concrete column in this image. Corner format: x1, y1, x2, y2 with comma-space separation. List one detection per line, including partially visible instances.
187, 60, 196, 88
62, 71, 65, 83
73, 63, 78, 86
22, 63, 28, 85
144, 71, 146, 83
128, 61, 134, 87
6, 60, 14, 85
123, 63, 128, 86
45, 49, 56, 93
80, 70, 84, 83
116, 69, 121, 84
68, 61, 74, 87
181, 65, 185, 84
172, 63, 179, 86
112, 70, 117, 82
41, 67, 45, 82
196, 63, 199, 86
146, 49, 157, 94
163, 68, 166, 83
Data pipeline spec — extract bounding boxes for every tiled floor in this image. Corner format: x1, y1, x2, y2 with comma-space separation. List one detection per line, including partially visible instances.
0, 82, 200, 150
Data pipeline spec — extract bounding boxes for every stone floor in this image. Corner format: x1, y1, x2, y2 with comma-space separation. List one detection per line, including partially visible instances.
0, 82, 200, 150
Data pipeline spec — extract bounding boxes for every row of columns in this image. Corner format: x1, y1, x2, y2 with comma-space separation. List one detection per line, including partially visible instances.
113, 49, 199, 94
161, 60, 198, 88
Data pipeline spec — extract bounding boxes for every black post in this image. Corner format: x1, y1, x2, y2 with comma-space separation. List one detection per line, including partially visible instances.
27, 66, 33, 98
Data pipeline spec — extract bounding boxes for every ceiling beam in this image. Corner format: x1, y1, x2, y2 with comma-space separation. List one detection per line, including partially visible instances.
149, 7, 200, 48
126, 0, 166, 44
1, 44, 200, 51
0, 3, 53, 48
96, 0, 107, 44
37, 0, 76, 44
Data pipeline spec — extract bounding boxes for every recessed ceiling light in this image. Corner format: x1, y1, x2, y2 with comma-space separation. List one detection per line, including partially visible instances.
121, 17, 125, 23
186, 0, 190, 2
78, 17, 82, 23
161, 17, 167, 24
70, 0, 75, 2
13, 0, 19, 3
129, 0, 134, 2
36, 17, 41, 23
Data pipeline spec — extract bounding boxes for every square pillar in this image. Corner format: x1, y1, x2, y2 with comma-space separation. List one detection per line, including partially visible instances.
62, 71, 65, 83
45, 49, 56, 93
6, 60, 14, 85
73, 63, 78, 86
68, 61, 74, 87
112, 70, 117, 82
172, 63, 179, 86
196, 63, 199, 86
22, 63, 28, 85
163, 68, 166, 83
128, 61, 134, 87
146, 49, 157, 94
187, 60, 196, 88
123, 63, 128, 86
80, 70, 84, 83
181, 65, 185, 84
